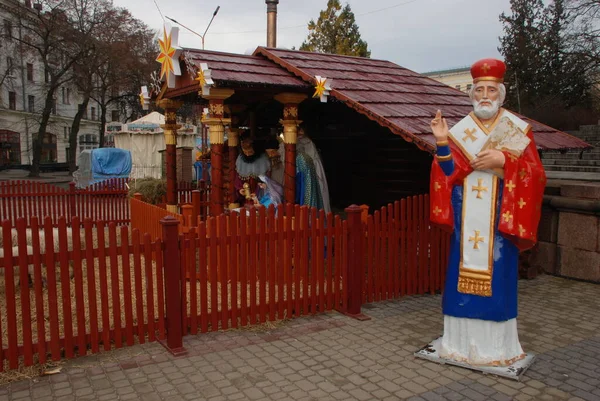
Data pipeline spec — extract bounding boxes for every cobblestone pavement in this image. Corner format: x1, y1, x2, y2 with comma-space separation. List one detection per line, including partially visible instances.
0, 275, 599, 401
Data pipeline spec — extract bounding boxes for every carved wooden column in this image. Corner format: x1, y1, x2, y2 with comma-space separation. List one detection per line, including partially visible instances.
275, 93, 307, 204
226, 105, 245, 209
158, 99, 183, 214
201, 89, 234, 216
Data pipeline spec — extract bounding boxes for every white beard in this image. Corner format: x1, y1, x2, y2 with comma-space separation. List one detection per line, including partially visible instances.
473, 99, 500, 120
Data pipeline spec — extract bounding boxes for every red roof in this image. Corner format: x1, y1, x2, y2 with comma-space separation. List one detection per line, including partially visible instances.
254, 47, 590, 152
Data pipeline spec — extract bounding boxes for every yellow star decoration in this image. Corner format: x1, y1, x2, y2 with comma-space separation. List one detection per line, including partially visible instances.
156, 27, 176, 82
518, 224, 527, 236
313, 79, 327, 99
502, 211, 513, 223
506, 180, 516, 192
434, 182, 441, 191
195, 69, 206, 88
433, 206, 442, 216
481, 63, 491, 74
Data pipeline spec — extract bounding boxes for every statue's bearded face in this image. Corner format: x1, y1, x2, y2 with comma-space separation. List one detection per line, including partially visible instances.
471, 81, 501, 120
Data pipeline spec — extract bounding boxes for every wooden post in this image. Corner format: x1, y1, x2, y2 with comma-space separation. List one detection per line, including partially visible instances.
181, 204, 192, 228
344, 205, 370, 320
274, 93, 307, 204
201, 89, 234, 216
159, 216, 187, 355
158, 99, 183, 214
228, 127, 239, 208
69, 182, 76, 220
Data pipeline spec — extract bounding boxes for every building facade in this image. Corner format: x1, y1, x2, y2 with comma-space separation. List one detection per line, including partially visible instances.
422, 66, 472, 93
0, 0, 118, 168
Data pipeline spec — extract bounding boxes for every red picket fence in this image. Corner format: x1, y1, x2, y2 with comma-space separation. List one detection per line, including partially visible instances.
0, 193, 449, 371
0, 216, 166, 371
0, 179, 209, 227
363, 195, 449, 302
175, 204, 350, 339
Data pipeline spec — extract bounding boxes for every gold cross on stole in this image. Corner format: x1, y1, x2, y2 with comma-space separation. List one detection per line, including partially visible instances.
481, 63, 491, 73
469, 230, 485, 250
471, 178, 488, 199
463, 128, 477, 142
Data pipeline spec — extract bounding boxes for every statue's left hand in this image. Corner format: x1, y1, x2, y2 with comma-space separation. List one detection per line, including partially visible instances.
471, 149, 505, 170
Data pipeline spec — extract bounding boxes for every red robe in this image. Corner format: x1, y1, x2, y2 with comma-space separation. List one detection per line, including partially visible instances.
430, 131, 546, 251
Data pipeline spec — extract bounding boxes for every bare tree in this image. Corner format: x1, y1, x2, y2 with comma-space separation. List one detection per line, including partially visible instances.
12, 0, 112, 177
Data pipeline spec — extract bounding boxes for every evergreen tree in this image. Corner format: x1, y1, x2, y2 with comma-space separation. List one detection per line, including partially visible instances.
499, 0, 596, 128
498, 0, 545, 111
300, 0, 370, 57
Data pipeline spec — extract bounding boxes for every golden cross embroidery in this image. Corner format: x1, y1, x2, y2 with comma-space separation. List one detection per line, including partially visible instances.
518, 198, 527, 209
519, 169, 527, 180
502, 211, 513, 223
463, 128, 478, 142
434, 182, 441, 191
471, 178, 489, 199
506, 180, 516, 192
507, 153, 518, 162
519, 224, 527, 236
433, 206, 442, 216
469, 230, 485, 250
481, 63, 491, 74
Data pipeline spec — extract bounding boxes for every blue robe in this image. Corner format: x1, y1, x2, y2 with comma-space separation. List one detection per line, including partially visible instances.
442, 183, 520, 322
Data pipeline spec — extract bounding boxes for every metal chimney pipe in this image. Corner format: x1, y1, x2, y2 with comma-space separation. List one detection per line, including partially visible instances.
266, 0, 279, 48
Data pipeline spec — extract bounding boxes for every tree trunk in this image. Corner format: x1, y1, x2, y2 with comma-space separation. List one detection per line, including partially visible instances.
99, 103, 107, 148
29, 88, 56, 178
69, 94, 91, 174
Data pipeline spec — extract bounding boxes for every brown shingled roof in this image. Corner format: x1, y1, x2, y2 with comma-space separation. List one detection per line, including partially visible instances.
254, 47, 590, 153
164, 49, 310, 98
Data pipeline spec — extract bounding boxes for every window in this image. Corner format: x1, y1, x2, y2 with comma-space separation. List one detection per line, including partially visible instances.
4, 20, 12, 40
7, 57, 13, 76
51, 98, 56, 115
455, 85, 461, 90
79, 104, 87, 119
26, 63, 33, 81
91, 106, 96, 120
466, 84, 472, 91
63, 127, 67, 139
66, 88, 70, 104
44, 68, 49, 83
62, 87, 65, 103
8, 91, 16, 110
28, 95, 34, 112
111, 109, 119, 122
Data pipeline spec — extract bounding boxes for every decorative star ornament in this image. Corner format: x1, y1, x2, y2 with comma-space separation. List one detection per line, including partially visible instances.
195, 63, 214, 96
139, 86, 150, 110
313, 76, 332, 103
156, 24, 182, 88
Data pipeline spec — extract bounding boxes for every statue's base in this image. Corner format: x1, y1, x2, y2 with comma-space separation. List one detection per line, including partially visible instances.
414, 337, 535, 381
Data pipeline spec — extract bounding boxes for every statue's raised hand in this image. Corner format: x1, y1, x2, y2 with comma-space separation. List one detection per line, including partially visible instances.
431, 109, 449, 142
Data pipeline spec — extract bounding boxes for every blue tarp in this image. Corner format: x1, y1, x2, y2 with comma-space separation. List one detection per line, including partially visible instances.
74, 148, 132, 188
91, 148, 132, 179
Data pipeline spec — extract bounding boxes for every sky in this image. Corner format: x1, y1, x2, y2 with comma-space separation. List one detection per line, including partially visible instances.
110, 0, 514, 73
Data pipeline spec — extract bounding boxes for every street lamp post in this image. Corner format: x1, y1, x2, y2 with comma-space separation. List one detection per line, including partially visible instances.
166, 6, 220, 50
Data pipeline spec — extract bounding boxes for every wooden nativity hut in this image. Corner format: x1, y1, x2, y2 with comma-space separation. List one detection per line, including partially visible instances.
151, 46, 589, 216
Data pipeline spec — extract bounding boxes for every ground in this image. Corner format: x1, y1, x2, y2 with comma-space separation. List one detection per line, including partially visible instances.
0, 275, 598, 401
